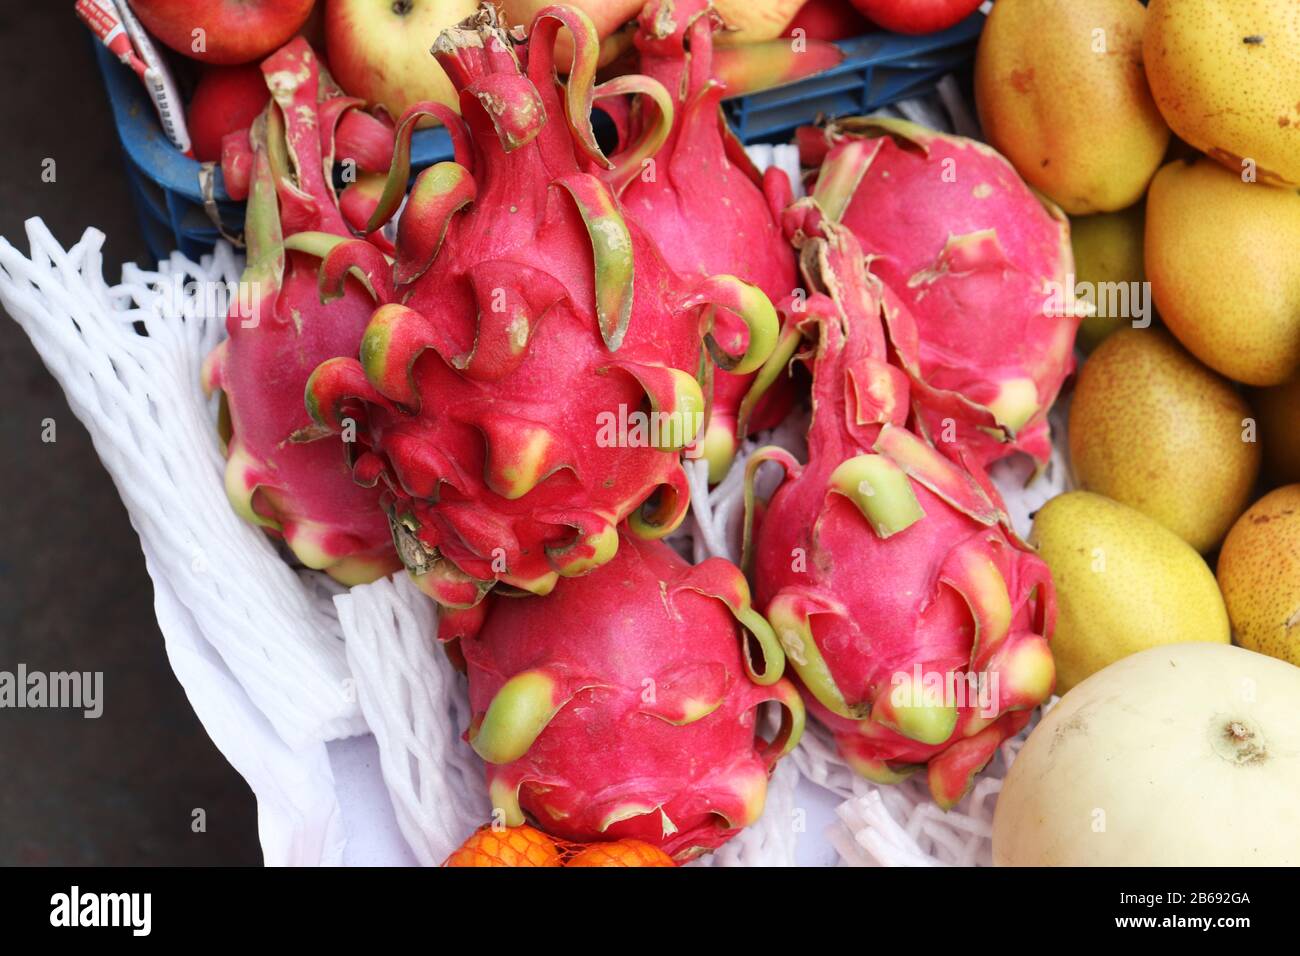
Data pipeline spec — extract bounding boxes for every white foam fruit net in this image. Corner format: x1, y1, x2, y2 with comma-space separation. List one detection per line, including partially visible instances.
0, 89, 1070, 866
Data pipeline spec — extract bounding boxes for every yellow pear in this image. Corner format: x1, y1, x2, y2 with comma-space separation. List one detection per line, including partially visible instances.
1145, 158, 1300, 386
975, 0, 1170, 214
1145, 0, 1300, 187
1029, 491, 1230, 694
1069, 202, 1147, 352
1217, 485, 1300, 668
1069, 327, 1259, 552
1250, 377, 1300, 485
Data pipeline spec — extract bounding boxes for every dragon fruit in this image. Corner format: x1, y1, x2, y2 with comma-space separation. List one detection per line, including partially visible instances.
460, 530, 803, 859
302, 6, 777, 609
801, 117, 1085, 468
745, 200, 1056, 808
604, 0, 800, 480
202, 40, 399, 584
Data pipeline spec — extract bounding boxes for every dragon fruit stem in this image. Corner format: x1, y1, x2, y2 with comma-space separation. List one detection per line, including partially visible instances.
626, 464, 692, 540
678, 556, 786, 684
554, 174, 635, 350
680, 274, 779, 376
736, 319, 803, 440
765, 590, 866, 721
470, 669, 570, 764
592, 73, 675, 194
362, 101, 471, 234
828, 454, 925, 538
239, 114, 284, 296
282, 232, 390, 305
869, 673, 960, 746
758, 677, 807, 766
321, 238, 396, 304
739, 445, 802, 575
393, 162, 477, 288
526, 6, 620, 170
545, 516, 620, 577
810, 138, 879, 222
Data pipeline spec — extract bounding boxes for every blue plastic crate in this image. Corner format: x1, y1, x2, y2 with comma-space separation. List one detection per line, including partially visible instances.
723, 16, 982, 142
93, 12, 981, 263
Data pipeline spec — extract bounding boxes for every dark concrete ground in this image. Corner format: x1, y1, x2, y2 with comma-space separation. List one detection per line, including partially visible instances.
0, 4, 260, 864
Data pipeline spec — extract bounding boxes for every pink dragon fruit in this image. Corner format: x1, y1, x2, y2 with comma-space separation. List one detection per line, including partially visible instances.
202, 40, 399, 584
302, 6, 777, 609
745, 200, 1056, 807
602, 0, 801, 480
460, 530, 803, 859
801, 117, 1085, 468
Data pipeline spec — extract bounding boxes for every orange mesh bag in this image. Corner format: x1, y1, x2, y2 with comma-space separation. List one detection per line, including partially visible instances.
444, 826, 677, 867
565, 840, 675, 867
443, 826, 563, 867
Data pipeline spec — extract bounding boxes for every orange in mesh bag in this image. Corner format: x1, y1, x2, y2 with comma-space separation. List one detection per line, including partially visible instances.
443, 826, 675, 868
565, 840, 675, 867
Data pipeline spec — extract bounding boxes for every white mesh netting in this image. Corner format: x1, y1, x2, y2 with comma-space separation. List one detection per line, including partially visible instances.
0, 92, 1071, 866
334, 574, 489, 866
0, 221, 360, 748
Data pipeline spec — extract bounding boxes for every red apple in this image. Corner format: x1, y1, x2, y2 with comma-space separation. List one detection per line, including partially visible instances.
783, 0, 871, 41
298, 1, 329, 55
187, 63, 270, 162
324, 0, 480, 125
128, 0, 316, 65
847, 0, 982, 34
